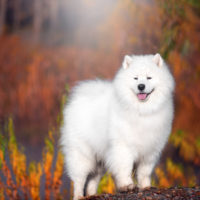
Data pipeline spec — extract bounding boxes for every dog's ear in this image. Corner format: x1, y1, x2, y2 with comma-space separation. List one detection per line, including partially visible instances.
123, 55, 133, 69
153, 53, 163, 67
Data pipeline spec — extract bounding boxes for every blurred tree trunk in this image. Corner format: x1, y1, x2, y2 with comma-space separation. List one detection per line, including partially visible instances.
0, 0, 7, 35
33, 0, 43, 41
13, 0, 22, 30
48, 0, 58, 31
33, 0, 59, 42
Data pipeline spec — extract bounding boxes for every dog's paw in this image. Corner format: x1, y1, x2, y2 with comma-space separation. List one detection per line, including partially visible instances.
118, 183, 135, 192
138, 186, 151, 192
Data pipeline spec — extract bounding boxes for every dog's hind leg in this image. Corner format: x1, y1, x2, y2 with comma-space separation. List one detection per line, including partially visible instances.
66, 147, 95, 200
86, 164, 104, 196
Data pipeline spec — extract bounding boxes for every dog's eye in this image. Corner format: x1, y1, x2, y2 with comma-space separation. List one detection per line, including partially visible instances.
134, 77, 138, 80
147, 77, 152, 80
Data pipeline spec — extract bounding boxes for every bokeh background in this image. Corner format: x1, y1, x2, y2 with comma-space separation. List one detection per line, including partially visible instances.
0, 0, 200, 199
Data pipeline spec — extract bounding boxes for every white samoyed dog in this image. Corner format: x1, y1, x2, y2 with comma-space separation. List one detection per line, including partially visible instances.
61, 53, 175, 200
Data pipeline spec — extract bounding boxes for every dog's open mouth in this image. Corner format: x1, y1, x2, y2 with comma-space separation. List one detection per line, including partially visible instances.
137, 89, 154, 101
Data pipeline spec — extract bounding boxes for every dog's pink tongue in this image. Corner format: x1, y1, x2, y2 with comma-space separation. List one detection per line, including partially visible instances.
137, 93, 147, 100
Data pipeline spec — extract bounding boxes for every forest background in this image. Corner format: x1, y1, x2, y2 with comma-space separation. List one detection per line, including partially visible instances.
0, 0, 200, 199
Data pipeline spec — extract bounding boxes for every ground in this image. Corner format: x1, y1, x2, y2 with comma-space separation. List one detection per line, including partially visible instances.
82, 187, 200, 200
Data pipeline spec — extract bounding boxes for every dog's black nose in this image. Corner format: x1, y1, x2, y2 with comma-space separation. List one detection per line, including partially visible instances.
138, 84, 145, 91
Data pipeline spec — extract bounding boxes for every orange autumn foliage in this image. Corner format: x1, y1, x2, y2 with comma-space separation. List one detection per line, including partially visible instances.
0, 119, 65, 199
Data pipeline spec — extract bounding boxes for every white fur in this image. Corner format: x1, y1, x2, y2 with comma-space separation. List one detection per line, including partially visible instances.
60, 54, 175, 200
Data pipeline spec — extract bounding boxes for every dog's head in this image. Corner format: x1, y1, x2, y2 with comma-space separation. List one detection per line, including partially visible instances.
114, 54, 175, 114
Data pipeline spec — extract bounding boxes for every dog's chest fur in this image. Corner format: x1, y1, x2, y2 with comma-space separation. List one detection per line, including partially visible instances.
109, 106, 169, 158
